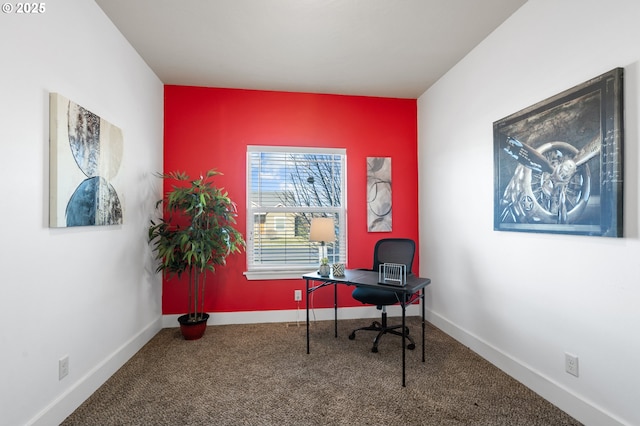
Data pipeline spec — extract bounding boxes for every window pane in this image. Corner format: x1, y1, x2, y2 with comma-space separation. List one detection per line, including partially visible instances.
248, 152, 342, 208
249, 212, 344, 266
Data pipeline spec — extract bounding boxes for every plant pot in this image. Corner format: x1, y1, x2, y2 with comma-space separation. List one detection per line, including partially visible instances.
177, 313, 210, 340
318, 264, 330, 277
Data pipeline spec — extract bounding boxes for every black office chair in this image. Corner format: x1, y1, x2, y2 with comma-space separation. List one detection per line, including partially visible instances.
348, 238, 417, 353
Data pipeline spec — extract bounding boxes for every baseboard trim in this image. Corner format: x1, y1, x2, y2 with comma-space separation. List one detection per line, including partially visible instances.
28, 317, 163, 426
426, 311, 626, 426
161, 304, 421, 328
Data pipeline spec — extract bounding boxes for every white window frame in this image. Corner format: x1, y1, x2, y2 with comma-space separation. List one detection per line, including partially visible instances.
244, 146, 347, 280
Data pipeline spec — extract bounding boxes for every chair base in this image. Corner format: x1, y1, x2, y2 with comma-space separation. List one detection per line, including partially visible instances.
348, 312, 416, 353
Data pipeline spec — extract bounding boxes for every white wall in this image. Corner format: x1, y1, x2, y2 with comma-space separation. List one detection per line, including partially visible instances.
0, 1, 163, 425
418, 1, 640, 425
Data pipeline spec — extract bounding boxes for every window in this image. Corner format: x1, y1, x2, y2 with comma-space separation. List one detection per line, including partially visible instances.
245, 146, 347, 280
273, 217, 286, 231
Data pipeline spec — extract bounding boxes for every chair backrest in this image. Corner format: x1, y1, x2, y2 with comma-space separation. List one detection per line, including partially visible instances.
372, 238, 415, 275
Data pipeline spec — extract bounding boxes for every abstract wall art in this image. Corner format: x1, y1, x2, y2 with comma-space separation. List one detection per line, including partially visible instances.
493, 68, 623, 237
49, 93, 124, 227
367, 157, 392, 232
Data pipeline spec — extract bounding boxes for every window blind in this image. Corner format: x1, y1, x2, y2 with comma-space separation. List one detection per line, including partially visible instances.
246, 146, 347, 277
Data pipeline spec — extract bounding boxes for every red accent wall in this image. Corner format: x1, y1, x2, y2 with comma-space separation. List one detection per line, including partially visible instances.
163, 86, 419, 314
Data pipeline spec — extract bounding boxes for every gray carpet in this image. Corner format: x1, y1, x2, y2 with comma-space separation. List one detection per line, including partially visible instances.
62, 318, 582, 425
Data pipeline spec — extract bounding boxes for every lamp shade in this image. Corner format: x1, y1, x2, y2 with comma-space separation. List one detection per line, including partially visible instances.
309, 217, 335, 243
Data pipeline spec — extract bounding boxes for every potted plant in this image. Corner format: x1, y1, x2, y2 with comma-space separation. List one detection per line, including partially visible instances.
148, 169, 245, 340
318, 257, 330, 277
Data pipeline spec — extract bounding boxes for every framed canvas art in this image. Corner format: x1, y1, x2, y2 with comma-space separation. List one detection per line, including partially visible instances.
493, 68, 623, 237
49, 93, 124, 227
367, 157, 392, 232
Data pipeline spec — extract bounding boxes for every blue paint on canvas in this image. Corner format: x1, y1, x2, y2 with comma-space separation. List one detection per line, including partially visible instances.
66, 176, 123, 226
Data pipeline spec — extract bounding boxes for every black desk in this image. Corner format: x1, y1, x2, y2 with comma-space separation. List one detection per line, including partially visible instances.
303, 269, 432, 386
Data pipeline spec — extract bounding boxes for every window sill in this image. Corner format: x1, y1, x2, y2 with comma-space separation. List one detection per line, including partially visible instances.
244, 269, 317, 281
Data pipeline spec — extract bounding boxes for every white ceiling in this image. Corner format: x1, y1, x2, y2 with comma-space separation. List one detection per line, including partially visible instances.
95, 0, 527, 99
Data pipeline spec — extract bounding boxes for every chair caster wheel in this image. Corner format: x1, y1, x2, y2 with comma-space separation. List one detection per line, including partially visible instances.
348, 333, 356, 340
407, 343, 416, 350
371, 347, 378, 353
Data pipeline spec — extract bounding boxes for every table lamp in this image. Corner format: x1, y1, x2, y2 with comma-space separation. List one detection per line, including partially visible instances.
309, 217, 335, 264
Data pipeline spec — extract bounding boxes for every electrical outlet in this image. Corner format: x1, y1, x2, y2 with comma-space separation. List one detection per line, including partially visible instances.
294, 289, 302, 301
565, 353, 579, 377
59, 356, 69, 380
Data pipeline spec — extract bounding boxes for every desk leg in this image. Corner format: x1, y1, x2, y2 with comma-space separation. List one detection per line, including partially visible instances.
421, 288, 426, 363
306, 278, 310, 354
334, 283, 338, 338
402, 294, 406, 387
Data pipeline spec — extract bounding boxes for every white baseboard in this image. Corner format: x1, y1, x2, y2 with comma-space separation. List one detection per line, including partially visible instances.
161, 304, 422, 328
426, 311, 626, 426
28, 317, 163, 426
